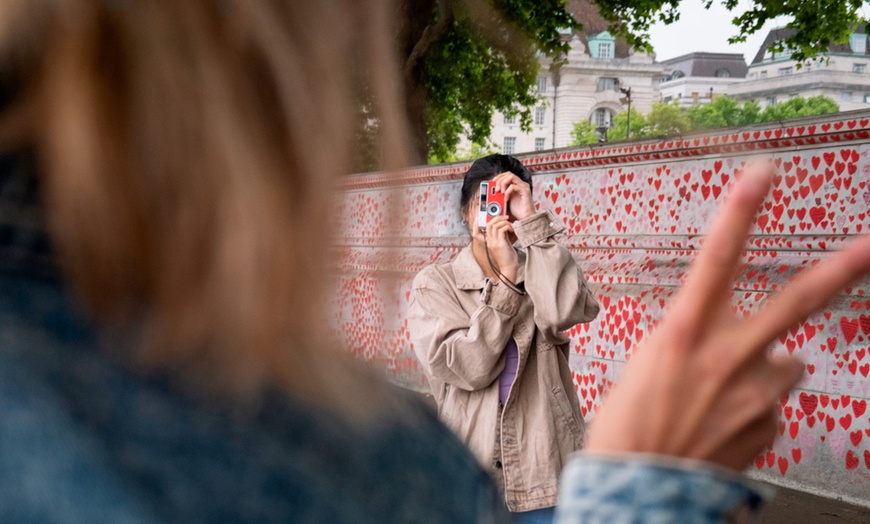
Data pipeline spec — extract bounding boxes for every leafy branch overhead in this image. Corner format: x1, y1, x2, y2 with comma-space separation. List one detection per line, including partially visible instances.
592, 0, 868, 63
398, 0, 580, 164
393, 0, 867, 165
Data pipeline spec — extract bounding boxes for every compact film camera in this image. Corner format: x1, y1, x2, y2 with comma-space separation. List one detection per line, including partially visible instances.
478, 181, 508, 230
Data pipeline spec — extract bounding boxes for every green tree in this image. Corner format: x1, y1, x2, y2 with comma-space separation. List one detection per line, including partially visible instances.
687, 96, 746, 130
428, 140, 500, 163
738, 100, 762, 126
398, 0, 578, 163
758, 95, 840, 122
647, 101, 691, 136
578, 95, 839, 145
399, 0, 865, 164
570, 119, 601, 145
592, 0, 866, 63
607, 107, 649, 141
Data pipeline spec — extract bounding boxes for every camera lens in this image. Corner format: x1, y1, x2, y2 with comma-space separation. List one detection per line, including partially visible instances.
486, 202, 502, 217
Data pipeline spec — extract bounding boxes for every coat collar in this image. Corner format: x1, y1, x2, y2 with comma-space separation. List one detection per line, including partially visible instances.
451, 244, 526, 290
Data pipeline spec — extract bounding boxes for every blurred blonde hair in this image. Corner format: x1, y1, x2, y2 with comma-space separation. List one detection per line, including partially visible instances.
0, 0, 411, 412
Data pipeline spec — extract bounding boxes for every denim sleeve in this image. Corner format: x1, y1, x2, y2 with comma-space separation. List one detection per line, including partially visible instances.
555, 452, 772, 524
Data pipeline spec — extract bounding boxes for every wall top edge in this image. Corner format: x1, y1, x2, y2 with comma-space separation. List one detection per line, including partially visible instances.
339, 109, 870, 191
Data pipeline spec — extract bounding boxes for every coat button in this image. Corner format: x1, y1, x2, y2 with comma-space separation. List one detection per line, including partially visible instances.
495, 460, 503, 469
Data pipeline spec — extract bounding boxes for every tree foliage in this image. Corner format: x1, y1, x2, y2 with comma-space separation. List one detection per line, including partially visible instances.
399, 0, 579, 164
570, 119, 601, 145
687, 96, 761, 129
591, 0, 867, 63
757, 95, 840, 122
607, 107, 648, 142
570, 95, 839, 145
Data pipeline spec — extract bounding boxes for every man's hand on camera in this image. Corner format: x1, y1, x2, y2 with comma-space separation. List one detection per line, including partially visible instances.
485, 216, 518, 282
492, 172, 534, 221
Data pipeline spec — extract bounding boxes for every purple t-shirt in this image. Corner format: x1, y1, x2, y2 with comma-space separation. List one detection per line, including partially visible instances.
498, 337, 519, 404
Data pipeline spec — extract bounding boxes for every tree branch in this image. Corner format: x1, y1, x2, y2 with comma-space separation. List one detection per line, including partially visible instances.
403, 0, 454, 80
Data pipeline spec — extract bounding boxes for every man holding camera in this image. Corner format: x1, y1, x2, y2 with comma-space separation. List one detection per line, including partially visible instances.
409, 154, 599, 523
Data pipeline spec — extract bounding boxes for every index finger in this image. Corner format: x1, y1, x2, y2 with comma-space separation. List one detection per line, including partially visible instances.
493, 172, 517, 193
742, 234, 870, 352
667, 163, 773, 341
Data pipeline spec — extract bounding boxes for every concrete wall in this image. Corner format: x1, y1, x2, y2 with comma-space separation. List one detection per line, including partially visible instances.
332, 110, 870, 506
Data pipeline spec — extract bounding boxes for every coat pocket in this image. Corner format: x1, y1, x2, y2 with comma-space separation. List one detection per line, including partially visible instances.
551, 386, 585, 448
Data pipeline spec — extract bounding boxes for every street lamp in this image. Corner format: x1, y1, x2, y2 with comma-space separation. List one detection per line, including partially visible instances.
619, 86, 632, 139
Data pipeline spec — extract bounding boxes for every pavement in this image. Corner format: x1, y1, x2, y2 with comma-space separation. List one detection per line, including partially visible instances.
762, 485, 870, 523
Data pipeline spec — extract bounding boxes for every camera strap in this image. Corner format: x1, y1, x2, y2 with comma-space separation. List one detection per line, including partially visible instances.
483, 236, 525, 296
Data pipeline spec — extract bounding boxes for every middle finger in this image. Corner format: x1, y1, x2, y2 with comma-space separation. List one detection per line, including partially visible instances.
743, 233, 870, 356
667, 163, 773, 341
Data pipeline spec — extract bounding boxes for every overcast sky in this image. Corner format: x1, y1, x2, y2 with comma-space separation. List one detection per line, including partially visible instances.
646, 1, 787, 62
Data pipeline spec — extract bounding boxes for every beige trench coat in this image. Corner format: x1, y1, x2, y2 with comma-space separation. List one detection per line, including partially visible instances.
408, 210, 600, 511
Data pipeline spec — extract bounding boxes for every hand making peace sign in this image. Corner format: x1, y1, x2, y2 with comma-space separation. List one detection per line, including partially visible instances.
587, 161, 870, 470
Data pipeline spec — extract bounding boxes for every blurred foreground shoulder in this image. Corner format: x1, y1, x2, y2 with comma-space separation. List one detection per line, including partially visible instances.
556, 452, 769, 524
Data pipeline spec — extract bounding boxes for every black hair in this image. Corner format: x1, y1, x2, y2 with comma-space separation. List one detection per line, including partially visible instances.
459, 154, 533, 217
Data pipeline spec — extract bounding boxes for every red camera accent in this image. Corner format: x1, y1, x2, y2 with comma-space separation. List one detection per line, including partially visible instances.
478, 181, 507, 229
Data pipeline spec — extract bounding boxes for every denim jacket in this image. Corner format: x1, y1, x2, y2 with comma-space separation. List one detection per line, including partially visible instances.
556, 452, 771, 524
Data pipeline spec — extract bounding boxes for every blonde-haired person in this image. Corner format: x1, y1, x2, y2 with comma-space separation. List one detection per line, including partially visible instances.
0, 2, 508, 522
0, 1, 869, 523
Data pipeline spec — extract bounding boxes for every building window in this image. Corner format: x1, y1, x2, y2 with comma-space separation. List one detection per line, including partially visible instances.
592, 108, 614, 129
715, 68, 731, 78
778, 67, 793, 76
537, 76, 548, 92
865, 93, 870, 103
663, 96, 673, 103
598, 42, 613, 59
854, 64, 866, 73
748, 73, 757, 80
534, 106, 546, 126
503, 113, 516, 125
760, 71, 768, 79
766, 96, 776, 105
804, 63, 812, 72
535, 138, 546, 151
597, 77, 619, 92
842, 92, 853, 101
503, 137, 516, 154
851, 33, 867, 54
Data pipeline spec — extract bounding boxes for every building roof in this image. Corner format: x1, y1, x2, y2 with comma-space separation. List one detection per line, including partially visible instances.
751, 26, 869, 64
567, 0, 631, 58
662, 52, 747, 78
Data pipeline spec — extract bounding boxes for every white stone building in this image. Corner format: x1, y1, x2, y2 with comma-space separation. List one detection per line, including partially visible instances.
487, 31, 663, 154
728, 27, 870, 110
658, 52, 747, 107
